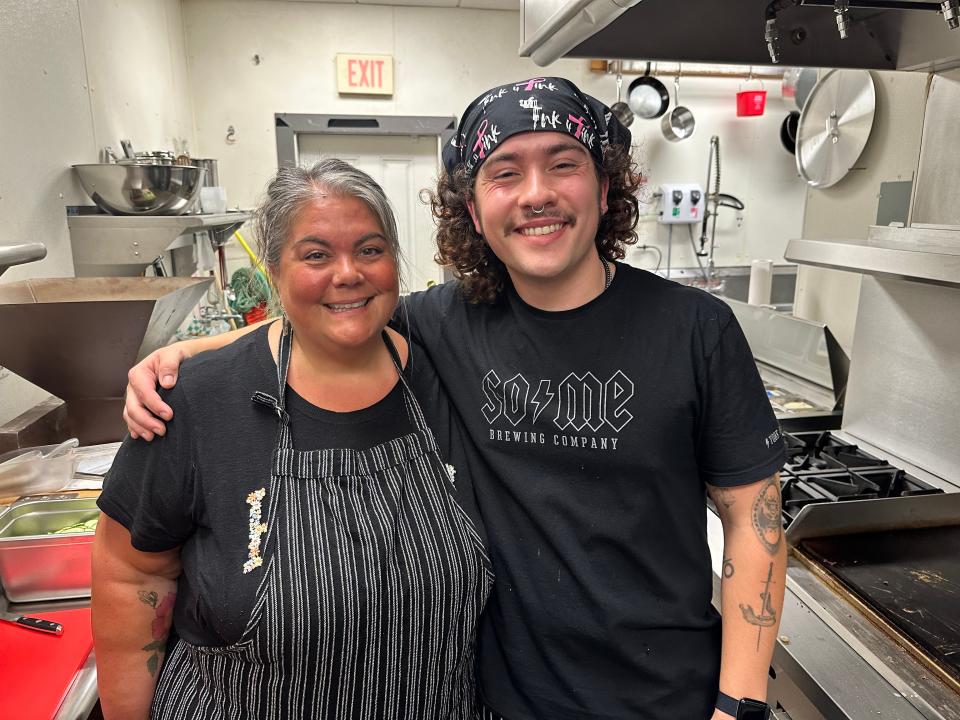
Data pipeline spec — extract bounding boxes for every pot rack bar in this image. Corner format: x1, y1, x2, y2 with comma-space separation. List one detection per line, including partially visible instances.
590, 59, 787, 80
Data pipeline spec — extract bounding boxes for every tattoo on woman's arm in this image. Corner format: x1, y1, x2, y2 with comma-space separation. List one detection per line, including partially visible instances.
751, 475, 783, 555
138, 589, 176, 677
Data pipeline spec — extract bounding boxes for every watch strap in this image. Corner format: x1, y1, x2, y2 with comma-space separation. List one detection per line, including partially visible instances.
715, 690, 740, 717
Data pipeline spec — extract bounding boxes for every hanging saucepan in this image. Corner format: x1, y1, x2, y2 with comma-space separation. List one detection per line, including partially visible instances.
610, 68, 634, 128
661, 75, 695, 142
781, 67, 819, 113
627, 62, 669, 120
780, 111, 801, 154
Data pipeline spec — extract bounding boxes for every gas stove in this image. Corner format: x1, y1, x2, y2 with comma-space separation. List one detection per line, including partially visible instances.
779, 431, 944, 527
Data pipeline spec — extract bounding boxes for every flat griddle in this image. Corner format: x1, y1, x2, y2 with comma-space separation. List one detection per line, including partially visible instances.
799, 525, 960, 688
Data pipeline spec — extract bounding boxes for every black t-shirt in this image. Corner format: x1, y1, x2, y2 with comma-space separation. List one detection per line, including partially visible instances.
98, 324, 478, 648
398, 262, 786, 720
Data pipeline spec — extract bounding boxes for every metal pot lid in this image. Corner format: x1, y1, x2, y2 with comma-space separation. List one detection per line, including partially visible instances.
796, 69, 876, 189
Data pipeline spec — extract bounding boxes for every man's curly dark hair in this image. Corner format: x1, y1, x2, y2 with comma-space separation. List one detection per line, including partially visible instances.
427, 143, 642, 304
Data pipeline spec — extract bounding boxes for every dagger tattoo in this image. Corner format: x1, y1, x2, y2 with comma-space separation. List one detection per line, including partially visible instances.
739, 562, 777, 650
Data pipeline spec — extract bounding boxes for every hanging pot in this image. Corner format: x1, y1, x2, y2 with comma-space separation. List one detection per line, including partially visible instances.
780, 111, 801, 154
610, 69, 634, 128
627, 62, 669, 119
781, 67, 819, 113
661, 75, 695, 142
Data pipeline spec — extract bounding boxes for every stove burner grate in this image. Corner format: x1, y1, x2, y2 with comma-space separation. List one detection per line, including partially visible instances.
779, 432, 943, 527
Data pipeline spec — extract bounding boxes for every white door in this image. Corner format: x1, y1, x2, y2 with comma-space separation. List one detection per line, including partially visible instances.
297, 134, 442, 291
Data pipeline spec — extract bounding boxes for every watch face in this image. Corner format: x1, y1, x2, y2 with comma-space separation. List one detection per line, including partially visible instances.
738, 698, 770, 720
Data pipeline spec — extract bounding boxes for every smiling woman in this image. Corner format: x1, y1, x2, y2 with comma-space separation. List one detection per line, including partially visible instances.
256, 165, 405, 410
92, 159, 492, 719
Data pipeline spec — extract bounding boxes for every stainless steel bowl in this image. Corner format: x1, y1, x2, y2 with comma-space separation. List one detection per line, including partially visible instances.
72, 163, 205, 215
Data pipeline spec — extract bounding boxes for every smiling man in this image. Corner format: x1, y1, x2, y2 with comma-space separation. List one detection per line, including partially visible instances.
414, 77, 787, 720
124, 77, 787, 720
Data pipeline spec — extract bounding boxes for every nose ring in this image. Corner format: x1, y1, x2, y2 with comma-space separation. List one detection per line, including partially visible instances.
532, 206, 544, 214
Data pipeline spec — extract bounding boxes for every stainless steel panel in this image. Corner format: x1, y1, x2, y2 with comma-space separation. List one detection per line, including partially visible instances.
867, 224, 960, 252
525, 0, 960, 71
520, 0, 640, 65
0, 243, 46, 277
0, 497, 98, 602
726, 299, 836, 391
913, 73, 960, 227
785, 237, 960, 286
67, 211, 250, 276
786, 492, 960, 544
876, 180, 913, 227
843, 276, 960, 485
0, 277, 211, 400
0, 277, 210, 443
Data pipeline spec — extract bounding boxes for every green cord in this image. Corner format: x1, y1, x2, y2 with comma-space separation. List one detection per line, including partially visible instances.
229, 266, 272, 314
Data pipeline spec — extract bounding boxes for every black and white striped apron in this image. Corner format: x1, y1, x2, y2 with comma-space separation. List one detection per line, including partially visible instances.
152, 325, 493, 719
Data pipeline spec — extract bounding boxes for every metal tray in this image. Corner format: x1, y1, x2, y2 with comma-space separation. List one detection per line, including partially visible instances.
0, 496, 98, 602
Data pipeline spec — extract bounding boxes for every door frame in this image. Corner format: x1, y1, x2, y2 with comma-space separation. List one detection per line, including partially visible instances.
274, 113, 456, 169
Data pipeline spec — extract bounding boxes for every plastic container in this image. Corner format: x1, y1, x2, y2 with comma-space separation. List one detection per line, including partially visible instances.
0, 440, 80, 502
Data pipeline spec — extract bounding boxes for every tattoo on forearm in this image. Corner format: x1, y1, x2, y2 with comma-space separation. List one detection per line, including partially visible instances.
751, 475, 783, 555
722, 557, 735, 579
708, 486, 736, 511
138, 589, 176, 677
739, 562, 777, 650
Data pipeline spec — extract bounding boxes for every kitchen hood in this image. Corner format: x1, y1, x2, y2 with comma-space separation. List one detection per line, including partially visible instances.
520, 0, 960, 71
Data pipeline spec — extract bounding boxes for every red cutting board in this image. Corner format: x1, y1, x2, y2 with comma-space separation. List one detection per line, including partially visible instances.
0, 608, 94, 720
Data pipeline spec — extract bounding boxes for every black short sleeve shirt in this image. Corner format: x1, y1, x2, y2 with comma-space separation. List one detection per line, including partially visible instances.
97, 325, 483, 648
396, 263, 785, 720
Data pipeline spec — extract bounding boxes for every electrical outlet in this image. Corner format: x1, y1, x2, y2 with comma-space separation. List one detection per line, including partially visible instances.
658, 183, 704, 225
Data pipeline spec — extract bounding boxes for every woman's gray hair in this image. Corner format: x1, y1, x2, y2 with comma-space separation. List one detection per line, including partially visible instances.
254, 159, 401, 275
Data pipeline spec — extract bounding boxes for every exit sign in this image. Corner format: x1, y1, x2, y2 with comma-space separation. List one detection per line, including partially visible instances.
336, 54, 394, 96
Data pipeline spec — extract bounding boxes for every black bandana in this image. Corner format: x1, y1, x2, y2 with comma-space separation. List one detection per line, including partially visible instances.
442, 76, 632, 178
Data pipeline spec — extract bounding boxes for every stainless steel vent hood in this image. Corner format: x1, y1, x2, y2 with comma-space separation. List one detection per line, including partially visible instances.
521, 0, 960, 71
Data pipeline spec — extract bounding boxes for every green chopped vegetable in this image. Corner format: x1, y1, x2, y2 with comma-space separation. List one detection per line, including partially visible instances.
52, 516, 99, 534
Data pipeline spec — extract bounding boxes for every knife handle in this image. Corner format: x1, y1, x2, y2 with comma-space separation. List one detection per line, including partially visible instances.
14, 616, 63, 635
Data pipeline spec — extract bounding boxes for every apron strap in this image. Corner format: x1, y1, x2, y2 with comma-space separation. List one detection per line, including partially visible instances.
275, 319, 294, 412
255, 323, 431, 442
248, 320, 295, 451
380, 330, 431, 434
251, 391, 290, 425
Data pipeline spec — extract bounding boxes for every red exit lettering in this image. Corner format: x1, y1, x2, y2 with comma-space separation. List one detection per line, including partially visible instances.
347, 58, 385, 89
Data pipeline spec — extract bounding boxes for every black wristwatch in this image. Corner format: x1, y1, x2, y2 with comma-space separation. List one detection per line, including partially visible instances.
716, 690, 771, 719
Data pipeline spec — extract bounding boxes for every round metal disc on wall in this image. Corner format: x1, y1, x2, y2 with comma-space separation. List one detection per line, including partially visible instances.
796, 69, 876, 189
